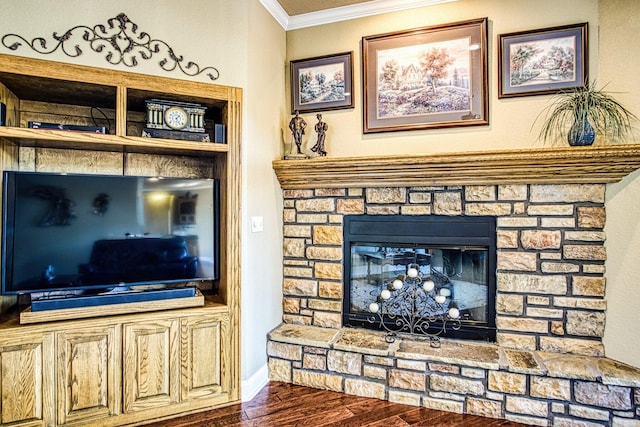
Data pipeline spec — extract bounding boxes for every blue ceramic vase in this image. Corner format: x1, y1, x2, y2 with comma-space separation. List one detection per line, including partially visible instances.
568, 117, 596, 146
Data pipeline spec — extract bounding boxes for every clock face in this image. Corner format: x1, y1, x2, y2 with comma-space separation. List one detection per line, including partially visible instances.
164, 107, 189, 130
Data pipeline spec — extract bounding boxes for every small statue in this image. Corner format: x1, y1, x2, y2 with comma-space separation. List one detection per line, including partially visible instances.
288, 110, 307, 155
311, 113, 328, 157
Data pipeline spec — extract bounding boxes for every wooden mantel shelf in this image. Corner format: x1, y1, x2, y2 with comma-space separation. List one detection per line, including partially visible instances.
273, 144, 640, 189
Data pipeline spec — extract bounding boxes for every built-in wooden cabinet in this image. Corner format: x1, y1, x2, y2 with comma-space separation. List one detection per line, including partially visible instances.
123, 319, 180, 414
0, 332, 55, 426
56, 325, 120, 425
0, 53, 241, 425
180, 314, 228, 401
0, 307, 231, 426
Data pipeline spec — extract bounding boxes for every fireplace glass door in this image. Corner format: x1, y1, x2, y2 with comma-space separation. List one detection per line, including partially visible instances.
350, 244, 488, 319
343, 215, 496, 342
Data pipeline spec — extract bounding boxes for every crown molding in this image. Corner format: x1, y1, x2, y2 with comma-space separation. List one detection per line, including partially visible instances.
259, 0, 290, 30
260, 0, 459, 31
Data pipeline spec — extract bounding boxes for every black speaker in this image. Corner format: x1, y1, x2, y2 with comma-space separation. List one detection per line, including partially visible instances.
0, 102, 6, 126
214, 123, 226, 143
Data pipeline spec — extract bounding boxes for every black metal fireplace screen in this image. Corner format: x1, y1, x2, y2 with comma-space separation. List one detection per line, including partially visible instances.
343, 215, 496, 342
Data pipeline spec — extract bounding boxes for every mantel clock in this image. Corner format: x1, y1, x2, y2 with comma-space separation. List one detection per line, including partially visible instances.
143, 99, 210, 141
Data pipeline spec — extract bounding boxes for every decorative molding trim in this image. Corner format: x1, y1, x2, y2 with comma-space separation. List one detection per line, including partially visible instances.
258, 0, 290, 30
261, 0, 459, 31
1, 13, 219, 81
288, 0, 459, 30
241, 363, 269, 402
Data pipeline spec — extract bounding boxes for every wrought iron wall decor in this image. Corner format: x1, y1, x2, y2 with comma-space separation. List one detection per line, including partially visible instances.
1, 13, 219, 81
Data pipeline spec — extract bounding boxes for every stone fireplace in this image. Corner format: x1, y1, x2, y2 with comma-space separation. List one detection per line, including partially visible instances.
268, 147, 640, 426
279, 182, 608, 355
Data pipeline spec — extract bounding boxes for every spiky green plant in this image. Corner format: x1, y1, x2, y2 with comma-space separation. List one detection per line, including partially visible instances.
537, 81, 638, 145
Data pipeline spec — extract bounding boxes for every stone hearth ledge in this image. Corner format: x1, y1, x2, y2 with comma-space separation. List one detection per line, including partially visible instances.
268, 323, 640, 388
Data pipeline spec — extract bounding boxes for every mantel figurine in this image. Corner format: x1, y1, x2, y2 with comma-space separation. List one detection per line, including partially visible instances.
285, 110, 308, 159
311, 113, 328, 157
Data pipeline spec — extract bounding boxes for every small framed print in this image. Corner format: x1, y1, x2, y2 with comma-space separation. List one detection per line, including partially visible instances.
290, 51, 354, 114
498, 23, 588, 98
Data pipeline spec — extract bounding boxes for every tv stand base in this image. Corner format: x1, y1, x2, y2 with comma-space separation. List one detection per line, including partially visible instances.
20, 288, 204, 324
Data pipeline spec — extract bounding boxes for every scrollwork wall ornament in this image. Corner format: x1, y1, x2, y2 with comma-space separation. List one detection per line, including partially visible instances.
1, 13, 220, 81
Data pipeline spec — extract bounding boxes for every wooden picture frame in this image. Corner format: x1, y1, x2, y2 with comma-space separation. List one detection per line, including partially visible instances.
498, 23, 588, 98
362, 18, 488, 134
290, 51, 354, 114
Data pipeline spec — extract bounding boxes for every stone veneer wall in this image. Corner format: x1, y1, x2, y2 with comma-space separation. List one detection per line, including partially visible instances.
281, 184, 608, 356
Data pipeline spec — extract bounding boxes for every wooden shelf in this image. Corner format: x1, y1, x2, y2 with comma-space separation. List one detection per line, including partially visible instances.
0, 126, 228, 156
273, 144, 640, 189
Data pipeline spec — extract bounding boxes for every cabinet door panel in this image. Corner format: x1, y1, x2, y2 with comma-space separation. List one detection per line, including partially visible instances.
56, 325, 119, 425
181, 314, 229, 401
0, 334, 54, 427
123, 319, 180, 413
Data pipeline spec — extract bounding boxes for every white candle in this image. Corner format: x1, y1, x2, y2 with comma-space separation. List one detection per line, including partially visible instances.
392, 279, 404, 290
381, 289, 392, 300
369, 302, 380, 313
435, 295, 446, 304
407, 267, 418, 278
448, 307, 460, 319
422, 280, 435, 292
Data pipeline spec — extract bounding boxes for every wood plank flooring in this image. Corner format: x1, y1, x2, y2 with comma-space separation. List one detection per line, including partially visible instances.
143, 382, 533, 426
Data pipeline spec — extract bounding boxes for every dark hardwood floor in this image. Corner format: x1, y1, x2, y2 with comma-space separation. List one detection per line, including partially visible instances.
143, 382, 533, 426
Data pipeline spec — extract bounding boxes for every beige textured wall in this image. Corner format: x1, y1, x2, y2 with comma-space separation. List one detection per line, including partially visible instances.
599, 0, 640, 368
0, 0, 248, 88
242, 0, 287, 384
285, 0, 602, 157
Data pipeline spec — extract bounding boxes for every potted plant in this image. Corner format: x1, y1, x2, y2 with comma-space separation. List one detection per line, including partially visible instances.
537, 81, 637, 146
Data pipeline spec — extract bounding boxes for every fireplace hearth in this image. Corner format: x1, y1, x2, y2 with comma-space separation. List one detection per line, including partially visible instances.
343, 215, 496, 343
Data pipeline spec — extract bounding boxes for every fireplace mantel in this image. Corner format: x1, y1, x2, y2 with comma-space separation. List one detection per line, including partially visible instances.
273, 144, 640, 189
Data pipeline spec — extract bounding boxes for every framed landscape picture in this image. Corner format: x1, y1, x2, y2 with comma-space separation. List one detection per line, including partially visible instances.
290, 51, 354, 113
498, 23, 588, 98
362, 18, 488, 134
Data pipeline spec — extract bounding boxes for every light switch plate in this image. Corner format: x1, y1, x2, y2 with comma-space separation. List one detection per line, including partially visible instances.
251, 216, 264, 232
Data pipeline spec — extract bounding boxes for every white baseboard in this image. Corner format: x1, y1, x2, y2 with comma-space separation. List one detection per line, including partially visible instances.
241, 363, 269, 402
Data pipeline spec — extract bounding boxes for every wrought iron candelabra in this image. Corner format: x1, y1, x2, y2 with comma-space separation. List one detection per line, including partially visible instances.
367, 263, 461, 347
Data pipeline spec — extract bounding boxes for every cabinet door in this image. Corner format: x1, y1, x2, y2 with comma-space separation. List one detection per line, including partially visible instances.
0, 333, 55, 427
123, 319, 180, 413
180, 314, 229, 401
56, 325, 120, 425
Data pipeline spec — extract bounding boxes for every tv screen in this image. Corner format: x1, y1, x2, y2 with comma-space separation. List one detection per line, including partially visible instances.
2, 171, 219, 295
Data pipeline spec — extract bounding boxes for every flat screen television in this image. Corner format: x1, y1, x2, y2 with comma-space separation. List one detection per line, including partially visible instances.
1, 171, 220, 296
